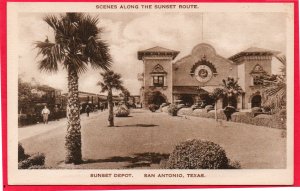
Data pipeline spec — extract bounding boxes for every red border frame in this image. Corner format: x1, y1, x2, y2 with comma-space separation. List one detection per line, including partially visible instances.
0, 0, 299, 190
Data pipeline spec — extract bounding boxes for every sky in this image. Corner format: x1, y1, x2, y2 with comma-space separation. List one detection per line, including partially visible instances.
18, 12, 287, 95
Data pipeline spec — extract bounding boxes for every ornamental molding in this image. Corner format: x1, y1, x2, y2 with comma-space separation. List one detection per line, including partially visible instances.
190, 57, 218, 77
150, 64, 167, 74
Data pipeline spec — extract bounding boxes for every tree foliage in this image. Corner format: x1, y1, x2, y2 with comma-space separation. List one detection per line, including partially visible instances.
18, 78, 34, 113
98, 70, 124, 93
35, 13, 112, 74
211, 77, 243, 105
120, 88, 131, 106
262, 54, 286, 111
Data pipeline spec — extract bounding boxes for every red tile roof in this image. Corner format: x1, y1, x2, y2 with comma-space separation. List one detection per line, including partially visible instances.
138, 46, 179, 60
229, 47, 280, 62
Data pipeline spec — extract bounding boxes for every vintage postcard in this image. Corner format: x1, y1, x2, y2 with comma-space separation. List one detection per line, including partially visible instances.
3, 1, 296, 187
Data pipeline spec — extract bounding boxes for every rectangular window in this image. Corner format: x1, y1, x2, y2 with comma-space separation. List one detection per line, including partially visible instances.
153, 76, 164, 87
253, 76, 263, 86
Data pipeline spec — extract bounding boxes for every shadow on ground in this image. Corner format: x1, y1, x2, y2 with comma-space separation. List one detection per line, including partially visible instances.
114, 124, 158, 128
82, 152, 170, 168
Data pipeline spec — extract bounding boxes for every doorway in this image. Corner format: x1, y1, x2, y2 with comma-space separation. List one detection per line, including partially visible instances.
251, 95, 262, 108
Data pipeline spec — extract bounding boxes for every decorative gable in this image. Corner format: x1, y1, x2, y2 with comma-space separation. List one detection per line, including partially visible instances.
250, 64, 267, 74
150, 64, 167, 74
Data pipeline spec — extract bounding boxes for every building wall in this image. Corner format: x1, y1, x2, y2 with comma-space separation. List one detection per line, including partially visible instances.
143, 56, 173, 106
173, 43, 237, 87
236, 56, 272, 108
139, 43, 275, 110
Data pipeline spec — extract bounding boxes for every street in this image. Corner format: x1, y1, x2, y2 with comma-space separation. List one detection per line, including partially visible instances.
19, 109, 286, 169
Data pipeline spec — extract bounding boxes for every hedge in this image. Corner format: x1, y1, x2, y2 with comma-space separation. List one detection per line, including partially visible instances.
177, 108, 286, 129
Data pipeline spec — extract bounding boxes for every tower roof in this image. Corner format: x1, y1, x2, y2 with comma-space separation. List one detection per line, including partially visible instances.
137, 46, 180, 60
229, 47, 280, 62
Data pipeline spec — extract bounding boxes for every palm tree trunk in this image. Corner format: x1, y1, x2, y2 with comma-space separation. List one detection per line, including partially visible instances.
215, 100, 218, 121
108, 87, 114, 127
65, 68, 82, 164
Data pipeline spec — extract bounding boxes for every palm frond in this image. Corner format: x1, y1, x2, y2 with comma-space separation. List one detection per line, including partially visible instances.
38, 13, 112, 76
35, 40, 64, 73
98, 70, 124, 93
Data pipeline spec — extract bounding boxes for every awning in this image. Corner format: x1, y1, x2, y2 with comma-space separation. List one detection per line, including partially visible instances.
172, 86, 222, 95
200, 86, 222, 93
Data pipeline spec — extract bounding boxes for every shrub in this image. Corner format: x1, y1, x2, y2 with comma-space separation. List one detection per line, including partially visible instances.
167, 104, 178, 116
18, 143, 29, 162
177, 104, 186, 110
115, 105, 130, 117
191, 104, 202, 110
160, 103, 170, 108
18, 153, 45, 169
161, 106, 169, 113
276, 109, 286, 121
166, 139, 229, 169
227, 160, 241, 169
204, 105, 214, 112
177, 108, 193, 116
231, 112, 285, 129
191, 109, 227, 120
231, 112, 253, 124
251, 107, 262, 117
149, 104, 159, 112
28, 165, 49, 169
160, 103, 170, 112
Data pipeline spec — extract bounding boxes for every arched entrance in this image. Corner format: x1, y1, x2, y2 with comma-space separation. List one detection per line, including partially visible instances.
251, 95, 262, 108
179, 95, 194, 106
147, 91, 167, 106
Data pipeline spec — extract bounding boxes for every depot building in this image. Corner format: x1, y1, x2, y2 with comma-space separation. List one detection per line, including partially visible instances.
137, 43, 282, 109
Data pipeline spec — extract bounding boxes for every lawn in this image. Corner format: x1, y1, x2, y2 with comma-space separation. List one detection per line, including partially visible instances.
19, 109, 286, 169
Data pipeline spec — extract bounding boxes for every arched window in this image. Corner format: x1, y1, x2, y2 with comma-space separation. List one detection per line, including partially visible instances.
151, 64, 167, 87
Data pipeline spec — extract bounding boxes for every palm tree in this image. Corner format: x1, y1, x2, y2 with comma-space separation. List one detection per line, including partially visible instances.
211, 88, 223, 121
35, 13, 112, 164
120, 88, 131, 106
262, 54, 286, 112
98, 71, 124, 127
211, 77, 243, 121
221, 77, 243, 107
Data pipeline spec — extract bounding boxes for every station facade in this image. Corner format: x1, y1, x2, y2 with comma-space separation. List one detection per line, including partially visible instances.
137, 43, 280, 109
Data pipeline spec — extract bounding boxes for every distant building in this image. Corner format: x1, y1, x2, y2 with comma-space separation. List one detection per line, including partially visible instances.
137, 43, 281, 109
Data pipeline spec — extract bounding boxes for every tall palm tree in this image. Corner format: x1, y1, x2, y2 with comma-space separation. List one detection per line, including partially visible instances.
262, 54, 286, 112
35, 13, 112, 164
211, 88, 223, 121
211, 77, 243, 121
98, 71, 124, 127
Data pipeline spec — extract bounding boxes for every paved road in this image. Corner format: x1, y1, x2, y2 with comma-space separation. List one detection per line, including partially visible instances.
19, 109, 286, 169
18, 111, 105, 141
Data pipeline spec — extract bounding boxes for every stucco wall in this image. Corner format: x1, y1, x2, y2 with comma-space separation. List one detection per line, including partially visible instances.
240, 56, 272, 108
143, 56, 173, 104
173, 43, 237, 87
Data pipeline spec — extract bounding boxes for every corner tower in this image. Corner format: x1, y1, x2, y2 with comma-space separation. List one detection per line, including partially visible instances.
137, 46, 179, 108
229, 47, 278, 109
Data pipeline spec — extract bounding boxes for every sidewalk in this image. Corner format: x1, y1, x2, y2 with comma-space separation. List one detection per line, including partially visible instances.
18, 111, 106, 141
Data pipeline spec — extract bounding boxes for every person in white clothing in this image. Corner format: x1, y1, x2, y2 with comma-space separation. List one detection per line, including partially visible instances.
41, 106, 50, 124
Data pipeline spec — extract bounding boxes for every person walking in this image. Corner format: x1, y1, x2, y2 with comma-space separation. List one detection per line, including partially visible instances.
85, 105, 91, 117
223, 105, 236, 121
53, 105, 60, 121
41, 105, 50, 124
100, 103, 104, 112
